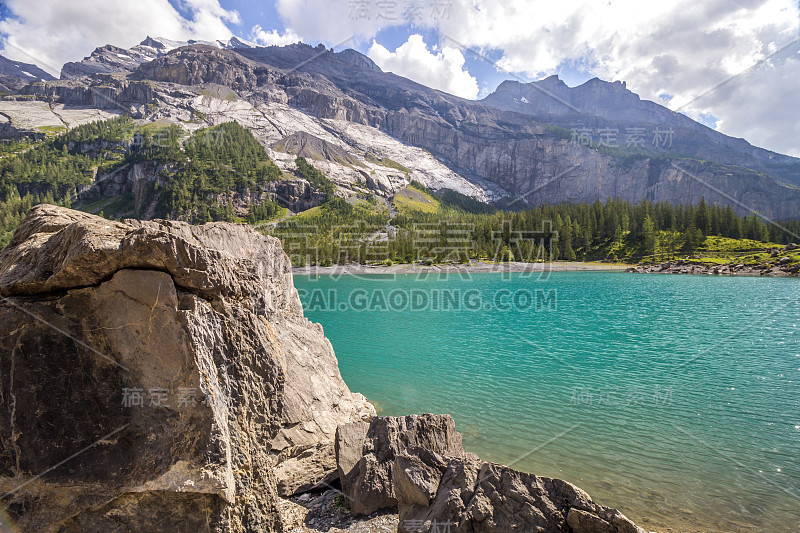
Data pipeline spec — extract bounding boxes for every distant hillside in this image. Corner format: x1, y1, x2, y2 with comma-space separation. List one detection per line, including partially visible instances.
482, 76, 800, 187
0, 117, 326, 245
0, 54, 54, 91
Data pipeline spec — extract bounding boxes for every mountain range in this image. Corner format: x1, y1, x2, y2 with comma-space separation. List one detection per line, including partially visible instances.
1, 35, 799, 219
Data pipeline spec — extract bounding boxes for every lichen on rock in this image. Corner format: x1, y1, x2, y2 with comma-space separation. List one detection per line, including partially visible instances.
0, 204, 373, 532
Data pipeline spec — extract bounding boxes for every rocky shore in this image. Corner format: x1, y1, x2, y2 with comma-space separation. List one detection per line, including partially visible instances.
0, 205, 650, 532
625, 244, 800, 277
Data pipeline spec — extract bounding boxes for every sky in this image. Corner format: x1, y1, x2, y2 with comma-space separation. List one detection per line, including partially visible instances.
0, 0, 799, 156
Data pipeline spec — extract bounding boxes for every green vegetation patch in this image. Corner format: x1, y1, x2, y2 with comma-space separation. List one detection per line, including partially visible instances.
295, 156, 335, 199
158, 121, 283, 222
274, 197, 391, 266
0, 117, 287, 243
272, 194, 800, 267
392, 184, 439, 214
35, 125, 68, 136
436, 189, 497, 214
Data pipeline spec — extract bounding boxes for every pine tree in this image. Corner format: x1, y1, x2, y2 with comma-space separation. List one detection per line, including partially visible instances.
643, 214, 656, 257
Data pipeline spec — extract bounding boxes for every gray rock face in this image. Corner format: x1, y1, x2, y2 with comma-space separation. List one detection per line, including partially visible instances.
336, 414, 646, 533
272, 440, 338, 496
21, 78, 154, 111
16, 39, 800, 216
61, 36, 256, 80
394, 456, 646, 533
0, 204, 373, 531
335, 414, 466, 516
272, 131, 362, 167
264, 177, 328, 212
0, 54, 54, 92
483, 75, 800, 185
131, 45, 273, 92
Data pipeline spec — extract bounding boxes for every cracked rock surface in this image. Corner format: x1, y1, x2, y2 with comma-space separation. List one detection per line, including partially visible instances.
336, 414, 647, 533
0, 204, 373, 532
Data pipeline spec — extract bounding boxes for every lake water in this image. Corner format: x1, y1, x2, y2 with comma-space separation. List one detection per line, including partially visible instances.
294, 271, 800, 533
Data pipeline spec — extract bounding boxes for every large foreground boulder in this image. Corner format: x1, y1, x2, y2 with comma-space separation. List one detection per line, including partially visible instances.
337, 414, 647, 533
0, 205, 373, 531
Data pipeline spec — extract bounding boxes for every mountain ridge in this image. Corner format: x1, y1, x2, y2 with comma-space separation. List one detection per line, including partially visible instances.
482, 75, 800, 184
0, 54, 55, 92
2, 37, 799, 218
59, 35, 262, 79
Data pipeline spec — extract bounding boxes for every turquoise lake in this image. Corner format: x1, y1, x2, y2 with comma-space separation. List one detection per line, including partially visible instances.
294, 272, 800, 533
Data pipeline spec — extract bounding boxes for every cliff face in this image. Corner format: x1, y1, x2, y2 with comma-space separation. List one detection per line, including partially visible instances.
21, 79, 154, 110
383, 110, 800, 216
142, 46, 800, 216
482, 76, 800, 181
5, 40, 800, 217
0, 205, 372, 531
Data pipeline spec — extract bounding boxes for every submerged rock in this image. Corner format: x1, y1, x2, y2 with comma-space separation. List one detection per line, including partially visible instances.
0, 204, 372, 531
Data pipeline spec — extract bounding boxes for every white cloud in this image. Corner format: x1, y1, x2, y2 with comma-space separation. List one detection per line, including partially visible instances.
274, 0, 390, 44
435, 0, 800, 155
0, 0, 239, 76
3, 0, 798, 155
709, 51, 800, 157
368, 35, 479, 99
275, 0, 800, 155
250, 25, 301, 47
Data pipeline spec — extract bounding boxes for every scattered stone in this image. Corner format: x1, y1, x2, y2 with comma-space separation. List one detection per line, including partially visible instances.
284, 490, 399, 533
627, 258, 796, 277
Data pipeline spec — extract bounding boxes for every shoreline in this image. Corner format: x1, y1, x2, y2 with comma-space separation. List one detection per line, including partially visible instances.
292, 259, 800, 278
292, 260, 629, 275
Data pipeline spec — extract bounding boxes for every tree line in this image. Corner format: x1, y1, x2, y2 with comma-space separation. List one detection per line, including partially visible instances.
275, 193, 796, 266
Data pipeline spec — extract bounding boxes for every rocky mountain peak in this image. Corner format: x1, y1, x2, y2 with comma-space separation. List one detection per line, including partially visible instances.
139, 35, 177, 51
0, 54, 55, 91
538, 73, 568, 87
576, 76, 630, 93
60, 35, 256, 80
0, 54, 54, 80
335, 48, 382, 72
225, 36, 257, 49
